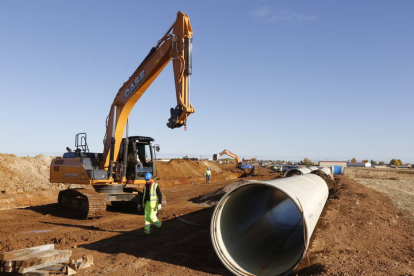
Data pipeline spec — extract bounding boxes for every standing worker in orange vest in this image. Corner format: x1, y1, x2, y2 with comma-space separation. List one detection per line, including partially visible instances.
137, 172, 162, 234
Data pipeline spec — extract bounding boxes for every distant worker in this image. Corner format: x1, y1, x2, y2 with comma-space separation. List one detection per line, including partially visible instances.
137, 172, 163, 234
205, 167, 212, 184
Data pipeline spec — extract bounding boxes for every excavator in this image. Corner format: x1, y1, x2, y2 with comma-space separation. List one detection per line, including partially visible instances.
50, 11, 194, 219
213, 149, 254, 175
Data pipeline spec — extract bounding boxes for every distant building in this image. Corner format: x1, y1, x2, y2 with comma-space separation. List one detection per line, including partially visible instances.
397, 165, 412, 169
318, 161, 346, 167
318, 161, 347, 175
347, 162, 371, 168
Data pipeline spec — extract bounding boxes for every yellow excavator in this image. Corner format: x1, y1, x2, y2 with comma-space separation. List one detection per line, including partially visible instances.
50, 11, 194, 219
213, 149, 255, 175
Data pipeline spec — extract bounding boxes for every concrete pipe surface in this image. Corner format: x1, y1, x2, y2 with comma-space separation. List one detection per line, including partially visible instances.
211, 174, 328, 276
284, 167, 312, 178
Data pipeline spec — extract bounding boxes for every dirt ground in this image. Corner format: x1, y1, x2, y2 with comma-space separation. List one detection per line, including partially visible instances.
0, 155, 413, 275
353, 178, 414, 217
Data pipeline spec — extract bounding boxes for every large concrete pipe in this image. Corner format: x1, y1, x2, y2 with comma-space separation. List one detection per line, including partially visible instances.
211, 174, 328, 276
311, 167, 336, 190
284, 167, 312, 178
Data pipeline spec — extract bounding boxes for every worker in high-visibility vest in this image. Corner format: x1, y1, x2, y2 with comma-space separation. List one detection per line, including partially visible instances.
205, 167, 212, 183
137, 172, 162, 234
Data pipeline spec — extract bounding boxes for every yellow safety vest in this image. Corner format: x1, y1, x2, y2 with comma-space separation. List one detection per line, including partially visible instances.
142, 182, 159, 208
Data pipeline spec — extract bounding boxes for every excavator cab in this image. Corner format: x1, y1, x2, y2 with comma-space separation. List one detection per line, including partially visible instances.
118, 136, 159, 183
51, 134, 159, 185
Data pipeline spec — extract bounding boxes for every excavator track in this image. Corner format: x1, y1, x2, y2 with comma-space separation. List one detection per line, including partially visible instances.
58, 189, 107, 219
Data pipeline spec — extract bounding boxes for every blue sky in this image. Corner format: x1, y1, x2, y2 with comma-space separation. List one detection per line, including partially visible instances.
0, 0, 413, 163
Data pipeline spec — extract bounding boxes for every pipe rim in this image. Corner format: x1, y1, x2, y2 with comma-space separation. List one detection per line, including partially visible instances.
210, 180, 309, 276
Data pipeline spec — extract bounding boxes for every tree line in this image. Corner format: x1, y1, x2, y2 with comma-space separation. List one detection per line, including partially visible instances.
348, 158, 405, 166
296, 158, 408, 166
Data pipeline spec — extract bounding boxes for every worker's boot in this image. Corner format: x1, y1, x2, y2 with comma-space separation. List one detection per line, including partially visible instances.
155, 220, 162, 229
144, 224, 151, 234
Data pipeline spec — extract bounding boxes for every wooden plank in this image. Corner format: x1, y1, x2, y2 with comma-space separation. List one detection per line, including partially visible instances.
78, 261, 90, 269
24, 271, 50, 276
84, 255, 93, 265
0, 244, 54, 261
21, 250, 71, 268
65, 265, 77, 275
18, 255, 71, 274
38, 264, 65, 272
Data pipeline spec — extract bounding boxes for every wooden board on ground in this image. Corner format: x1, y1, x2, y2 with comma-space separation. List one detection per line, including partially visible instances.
18, 255, 71, 273
0, 244, 72, 274
0, 244, 54, 261
24, 271, 50, 276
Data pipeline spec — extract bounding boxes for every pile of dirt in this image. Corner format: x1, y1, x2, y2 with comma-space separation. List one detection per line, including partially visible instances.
157, 159, 228, 179
155, 159, 240, 186
0, 154, 67, 194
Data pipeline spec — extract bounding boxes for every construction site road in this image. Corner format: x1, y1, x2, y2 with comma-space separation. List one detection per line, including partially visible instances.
0, 158, 413, 275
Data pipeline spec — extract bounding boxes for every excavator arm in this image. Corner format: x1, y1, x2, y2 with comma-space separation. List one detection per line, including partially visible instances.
100, 11, 195, 171
218, 149, 242, 164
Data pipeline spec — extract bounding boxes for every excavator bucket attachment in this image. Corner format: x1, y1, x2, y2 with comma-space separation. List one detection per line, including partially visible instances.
167, 105, 185, 129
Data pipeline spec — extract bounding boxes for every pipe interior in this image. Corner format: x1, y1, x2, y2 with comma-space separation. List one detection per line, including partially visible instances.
217, 184, 305, 275
285, 169, 303, 177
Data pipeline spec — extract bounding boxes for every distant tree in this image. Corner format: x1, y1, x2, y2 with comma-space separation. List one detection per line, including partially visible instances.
351, 158, 357, 162
252, 158, 257, 161
390, 159, 402, 166
398, 159, 403, 166
361, 159, 368, 163
301, 158, 313, 166
370, 160, 377, 165
379, 161, 385, 165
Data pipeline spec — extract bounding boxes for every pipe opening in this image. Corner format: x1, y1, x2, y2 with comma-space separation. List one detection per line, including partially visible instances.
213, 184, 305, 276
284, 168, 311, 178
310, 170, 336, 190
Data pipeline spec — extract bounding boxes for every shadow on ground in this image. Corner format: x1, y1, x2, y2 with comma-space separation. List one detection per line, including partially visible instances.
25, 203, 84, 220
81, 207, 232, 275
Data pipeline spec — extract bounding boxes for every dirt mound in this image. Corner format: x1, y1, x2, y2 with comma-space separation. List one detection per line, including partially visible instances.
0, 154, 66, 193
156, 159, 234, 180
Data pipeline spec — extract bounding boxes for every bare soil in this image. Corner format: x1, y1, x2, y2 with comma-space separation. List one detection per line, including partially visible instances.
0, 155, 413, 276
353, 178, 414, 217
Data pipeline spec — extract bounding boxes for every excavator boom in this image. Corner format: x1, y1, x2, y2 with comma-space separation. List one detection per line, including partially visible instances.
101, 11, 194, 170
217, 149, 243, 164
